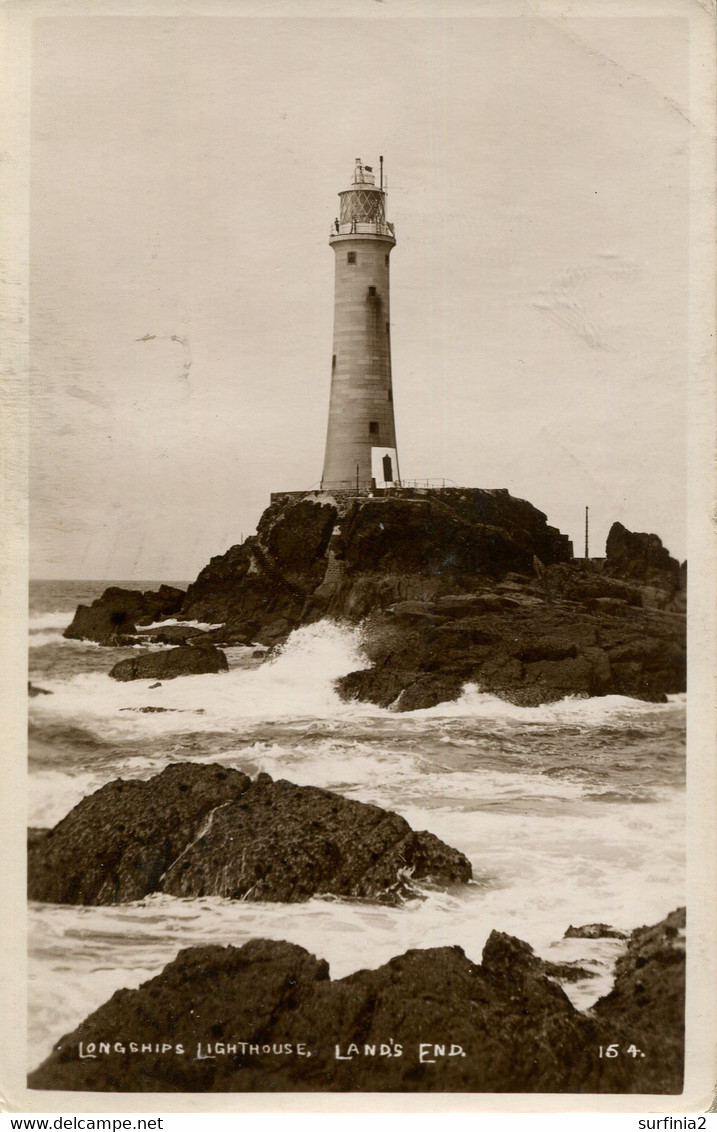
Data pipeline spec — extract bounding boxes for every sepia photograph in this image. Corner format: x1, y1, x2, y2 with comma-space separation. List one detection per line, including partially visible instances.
5, 0, 715, 1113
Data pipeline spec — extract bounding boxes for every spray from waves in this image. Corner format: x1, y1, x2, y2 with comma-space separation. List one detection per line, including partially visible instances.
29, 611, 75, 632
30, 769, 115, 828
30, 621, 372, 734
30, 632, 66, 648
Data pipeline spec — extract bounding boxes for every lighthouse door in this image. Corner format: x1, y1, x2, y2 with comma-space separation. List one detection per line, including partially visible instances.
371, 447, 397, 487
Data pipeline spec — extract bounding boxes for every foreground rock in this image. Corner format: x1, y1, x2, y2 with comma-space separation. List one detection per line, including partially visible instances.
28, 763, 471, 906
27, 910, 683, 1093
591, 906, 685, 1094
63, 585, 185, 645
109, 645, 228, 682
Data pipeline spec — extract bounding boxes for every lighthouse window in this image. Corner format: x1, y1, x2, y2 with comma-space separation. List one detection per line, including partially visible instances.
332, 354, 336, 372
347, 252, 356, 265
388, 389, 392, 402
385, 255, 389, 265
369, 421, 379, 435
368, 286, 376, 297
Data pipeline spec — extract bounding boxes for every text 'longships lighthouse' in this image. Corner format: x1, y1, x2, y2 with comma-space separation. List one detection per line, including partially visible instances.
321, 158, 400, 492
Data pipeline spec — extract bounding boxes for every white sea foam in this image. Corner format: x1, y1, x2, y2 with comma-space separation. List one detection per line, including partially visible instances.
27, 616, 685, 1067
30, 621, 372, 735
30, 619, 679, 737
138, 618, 224, 631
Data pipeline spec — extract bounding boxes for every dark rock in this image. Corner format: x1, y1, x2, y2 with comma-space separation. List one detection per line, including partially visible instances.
336, 593, 684, 710
605, 522, 681, 591
64, 586, 186, 645
186, 635, 220, 650
260, 497, 338, 581
180, 541, 252, 624
190, 626, 255, 647
392, 674, 468, 712
27, 763, 471, 907
338, 668, 418, 710
333, 494, 566, 581
178, 488, 572, 631
28, 911, 683, 1093
543, 564, 641, 607
161, 773, 471, 903
388, 600, 439, 620
28, 683, 52, 697
586, 597, 631, 616
516, 638, 578, 663
62, 602, 138, 647
592, 907, 685, 1093
565, 924, 628, 940
435, 593, 503, 616
253, 618, 292, 647
28, 764, 251, 905
109, 645, 228, 682
180, 497, 338, 626
119, 706, 179, 713
156, 584, 185, 606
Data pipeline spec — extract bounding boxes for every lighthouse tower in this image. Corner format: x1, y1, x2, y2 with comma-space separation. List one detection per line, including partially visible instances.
321, 158, 399, 492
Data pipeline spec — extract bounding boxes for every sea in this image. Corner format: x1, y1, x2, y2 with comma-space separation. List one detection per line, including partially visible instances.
28, 579, 686, 1070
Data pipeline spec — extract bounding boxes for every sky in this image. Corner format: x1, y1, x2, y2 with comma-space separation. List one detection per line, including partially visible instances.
29, 11, 691, 580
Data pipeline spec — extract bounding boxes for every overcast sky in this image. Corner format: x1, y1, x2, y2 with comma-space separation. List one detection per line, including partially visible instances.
29, 12, 690, 580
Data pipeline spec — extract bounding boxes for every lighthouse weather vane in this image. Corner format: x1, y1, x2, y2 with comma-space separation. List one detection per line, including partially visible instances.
321, 157, 400, 492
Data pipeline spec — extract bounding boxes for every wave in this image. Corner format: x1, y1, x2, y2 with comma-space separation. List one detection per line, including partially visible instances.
411, 683, 683, 724
29, 621, 369, 731
30, 618, 684, 730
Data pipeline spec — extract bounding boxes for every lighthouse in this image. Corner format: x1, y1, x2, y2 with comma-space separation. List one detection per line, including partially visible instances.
321, 157, 400, 492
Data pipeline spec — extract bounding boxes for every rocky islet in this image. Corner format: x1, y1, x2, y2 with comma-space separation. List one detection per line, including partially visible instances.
63, 488, 685, 709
